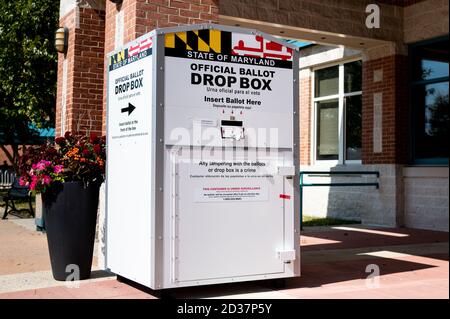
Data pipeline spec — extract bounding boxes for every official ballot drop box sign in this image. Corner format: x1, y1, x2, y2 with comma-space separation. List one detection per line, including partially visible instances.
106, 24, 300, 289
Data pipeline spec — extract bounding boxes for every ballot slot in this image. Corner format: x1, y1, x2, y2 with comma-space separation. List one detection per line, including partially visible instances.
220, 120, 245, 141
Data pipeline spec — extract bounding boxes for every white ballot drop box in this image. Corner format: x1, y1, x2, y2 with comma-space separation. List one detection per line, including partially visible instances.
106, 24, 300, 289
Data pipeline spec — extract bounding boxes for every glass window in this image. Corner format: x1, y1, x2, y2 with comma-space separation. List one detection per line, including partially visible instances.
313, 60, 362, 163
412, 40, 449, 81
345, 95, 362, 160
315, 66, 338, 97
317, 100, 339, 160
413, 82, 449, 161
344, 61, 362, 93
410, 37, 449, 164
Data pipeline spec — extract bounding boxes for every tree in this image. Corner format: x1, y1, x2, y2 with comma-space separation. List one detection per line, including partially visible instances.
428, 91, 449, 138
0, 0, 59, 169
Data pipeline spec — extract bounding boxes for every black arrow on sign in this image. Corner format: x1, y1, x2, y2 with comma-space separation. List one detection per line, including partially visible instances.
121, 103, 136, 115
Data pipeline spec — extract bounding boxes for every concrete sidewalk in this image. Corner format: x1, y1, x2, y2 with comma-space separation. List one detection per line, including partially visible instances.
0, 218, 448, 299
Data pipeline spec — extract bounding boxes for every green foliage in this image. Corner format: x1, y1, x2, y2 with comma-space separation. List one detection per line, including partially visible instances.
0, 0, 59, 140
302, 215, 361, 227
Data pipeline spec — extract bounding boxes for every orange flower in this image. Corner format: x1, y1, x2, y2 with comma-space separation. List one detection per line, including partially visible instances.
96, 157, 104, 167
65, 147, 80, 158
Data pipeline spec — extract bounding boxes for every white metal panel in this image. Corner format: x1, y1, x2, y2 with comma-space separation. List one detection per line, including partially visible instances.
106, 35, 154, 287
106, 137, 153, 286
170, 148, 287, 282
164, 57, 294, 148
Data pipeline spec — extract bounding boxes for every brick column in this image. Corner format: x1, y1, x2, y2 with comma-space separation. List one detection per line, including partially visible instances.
299, 69, 311, 166
361, 44, 409, 227
56, 1, 106, 137
362, 45, 409, 165
103, 0, 219, 133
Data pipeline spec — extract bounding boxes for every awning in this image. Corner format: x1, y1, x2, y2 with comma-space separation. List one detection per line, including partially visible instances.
0, 123, 55, 145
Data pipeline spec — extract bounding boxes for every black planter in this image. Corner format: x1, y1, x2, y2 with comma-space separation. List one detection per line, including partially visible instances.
43, 181, 100, 281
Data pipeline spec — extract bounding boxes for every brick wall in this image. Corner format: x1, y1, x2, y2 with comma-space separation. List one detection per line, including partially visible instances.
405, 176, 449, 231
299, 70, 311, 166
403, 0, 449, 43
105, 0, 219, 60
404, 167, 449, 231
55, 11, 75, 137
56, 6, 105, 137
378, 0, 427, 5
103, 0, 219, 133
220, 0, 404, 44
73, 8, 105, 136
362, 54, 408, 164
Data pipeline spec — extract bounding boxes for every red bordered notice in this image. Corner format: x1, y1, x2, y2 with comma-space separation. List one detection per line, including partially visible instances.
194, 186, 269, 203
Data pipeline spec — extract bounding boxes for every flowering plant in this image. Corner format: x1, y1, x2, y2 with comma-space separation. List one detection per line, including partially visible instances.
18, 132, 106, 194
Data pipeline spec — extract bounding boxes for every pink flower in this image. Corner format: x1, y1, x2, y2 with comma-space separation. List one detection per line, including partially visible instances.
30, 176, 38, 190
42, 175, 52, 185
19, 176, 28, 186
35, 161, 46, 170
54, 165, 64, 174
35, 160, 51, 171
31, 164, 37, 170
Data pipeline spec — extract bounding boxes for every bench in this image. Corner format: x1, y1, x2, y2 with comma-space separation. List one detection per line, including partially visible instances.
1, 177, 34, 219
0, 169, 15, 189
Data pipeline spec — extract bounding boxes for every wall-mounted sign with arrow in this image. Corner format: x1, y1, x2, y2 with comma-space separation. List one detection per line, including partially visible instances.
121, 103, 136, 115
107, 34, 152, 140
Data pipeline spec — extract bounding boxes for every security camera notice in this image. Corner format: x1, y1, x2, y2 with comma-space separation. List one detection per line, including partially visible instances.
177, 302, 272, 317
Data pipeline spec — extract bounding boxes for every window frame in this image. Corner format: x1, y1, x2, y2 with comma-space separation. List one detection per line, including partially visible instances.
311, 57, 363, 167
408, 35, 449, 166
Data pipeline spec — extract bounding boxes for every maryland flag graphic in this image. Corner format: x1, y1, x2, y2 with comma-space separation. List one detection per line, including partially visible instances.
165, 29, 293, 66
165, 29, 232, 56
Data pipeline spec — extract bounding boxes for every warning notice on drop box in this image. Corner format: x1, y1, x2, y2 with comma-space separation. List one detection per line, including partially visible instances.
189, 160, 274, 178
188, 160, 275, 202
194, 186, 268, 203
